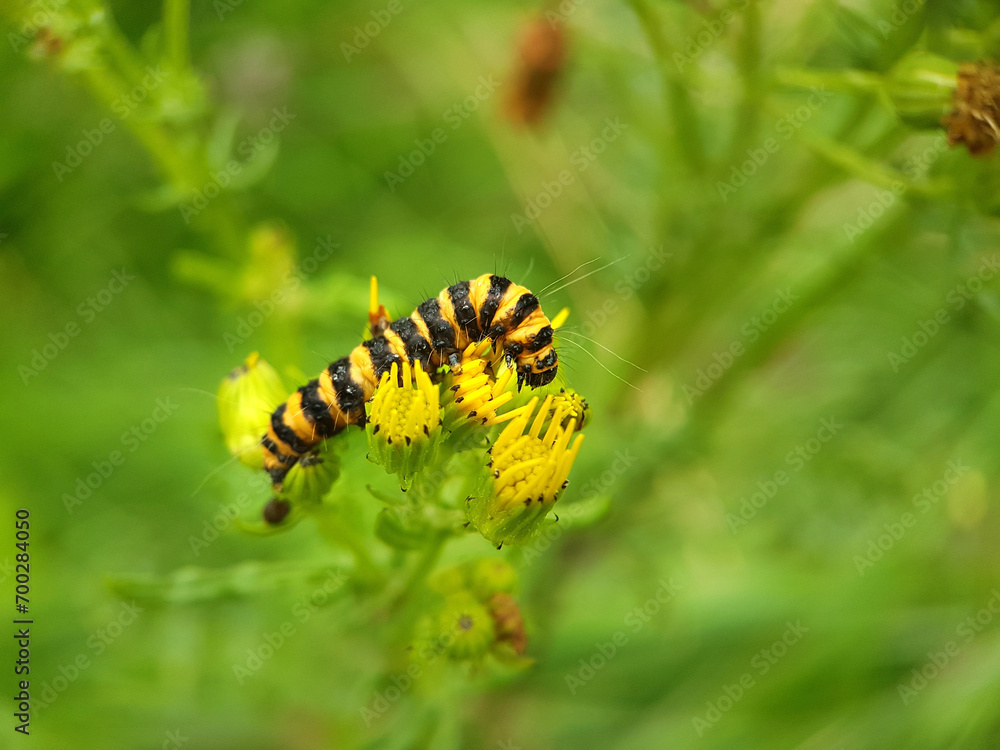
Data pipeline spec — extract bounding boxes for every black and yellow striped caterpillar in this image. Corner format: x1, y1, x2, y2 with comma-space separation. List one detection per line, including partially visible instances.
261, 274, 559, 487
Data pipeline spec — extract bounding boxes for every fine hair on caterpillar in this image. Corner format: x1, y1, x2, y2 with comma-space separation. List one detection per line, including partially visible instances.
261, 274, 560, 488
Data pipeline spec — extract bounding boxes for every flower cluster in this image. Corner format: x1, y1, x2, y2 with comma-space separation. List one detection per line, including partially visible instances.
217, 287, 590, 549
412, 559, 529, 666
351, 308, 589, 545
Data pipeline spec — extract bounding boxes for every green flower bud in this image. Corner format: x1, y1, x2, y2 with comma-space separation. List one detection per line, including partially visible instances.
469, 559, 518, 600
885, 51, 960, 127
279, 440, 341, 508
366, 360, 443, 489
436, 592, 495, 661
218, 353, 287, 469
241, 224, 297, 303
429, 564, 470, 596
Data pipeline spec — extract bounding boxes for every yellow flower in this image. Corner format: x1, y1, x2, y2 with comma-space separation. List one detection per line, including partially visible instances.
445, 340, 517, 428
218, 352, 287, 469
543, 388, 590, 432
466, 394, 585, 546
366, 360, 443, 488
366, 275, 391, 337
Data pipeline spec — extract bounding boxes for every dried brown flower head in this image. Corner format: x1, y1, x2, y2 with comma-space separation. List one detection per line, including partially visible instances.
943, 61, 1000, 157
505, 17, 567, 127
488, 592, 527, 655
29, 28, 63, 59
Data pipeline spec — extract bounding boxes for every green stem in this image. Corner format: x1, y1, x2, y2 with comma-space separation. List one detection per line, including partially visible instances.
94, 10, 153, 89
643, 97, 879, 372
390, 532, 448, 613
726, 0, 762, 168
773, 66, 884, 96
794, 124, 952, 197
692, 211, 911, 428
163, 0, 191, 72
79, 68, 202, 192
314, 507, 383, 588
626, 0, 707, 174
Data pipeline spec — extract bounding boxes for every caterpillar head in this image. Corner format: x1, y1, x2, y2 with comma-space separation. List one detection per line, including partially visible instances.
517, 348, 558, 389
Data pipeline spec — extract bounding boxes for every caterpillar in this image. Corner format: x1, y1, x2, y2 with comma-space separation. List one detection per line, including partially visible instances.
261, 274, 559, 487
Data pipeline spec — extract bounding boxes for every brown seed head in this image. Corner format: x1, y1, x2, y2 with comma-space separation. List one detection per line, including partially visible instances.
505, 18, 567, 127
944, 61, 1000, 157
488, 592, 528, 655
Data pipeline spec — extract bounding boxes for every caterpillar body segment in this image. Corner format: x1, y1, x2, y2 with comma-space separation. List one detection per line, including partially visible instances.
261, 274, 559, 487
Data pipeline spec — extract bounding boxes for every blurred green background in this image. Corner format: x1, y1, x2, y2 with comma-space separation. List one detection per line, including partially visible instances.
4, 0, 1000, 747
